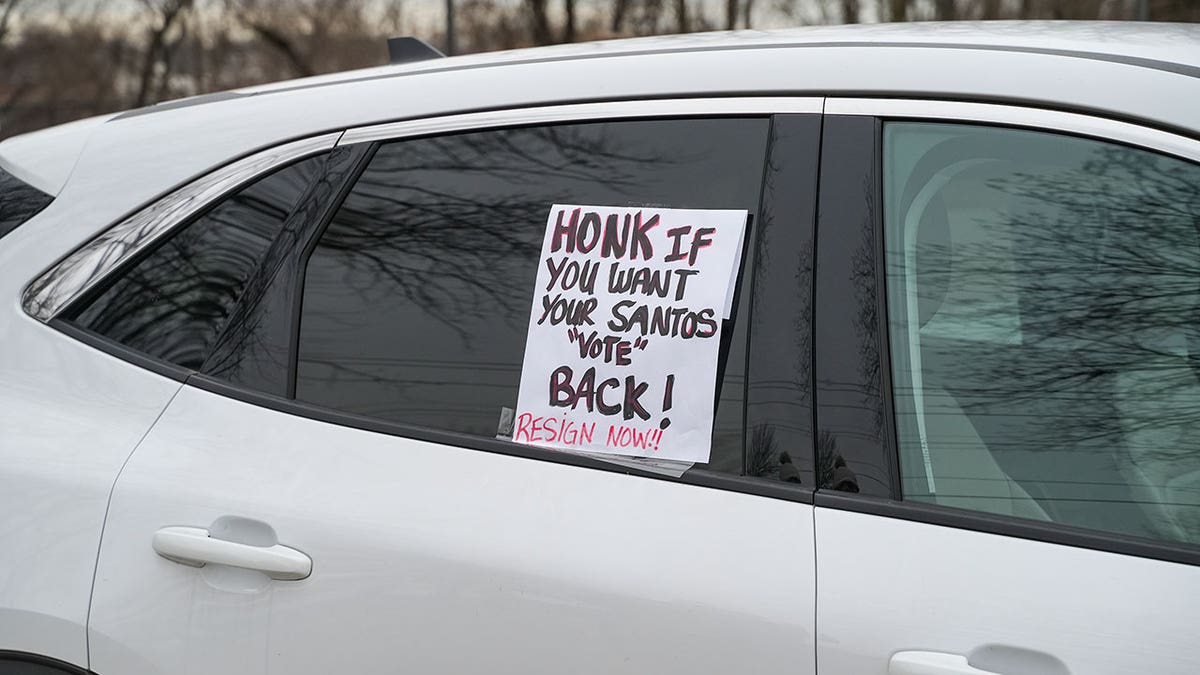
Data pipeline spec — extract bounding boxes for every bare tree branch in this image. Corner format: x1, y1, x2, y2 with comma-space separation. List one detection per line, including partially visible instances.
564, 0, 576, 42
842, 0, 858, 23
0, 0, 23, 45
525, 0, 552, 44
238, 14, 316, 77
133, 0, 194, 108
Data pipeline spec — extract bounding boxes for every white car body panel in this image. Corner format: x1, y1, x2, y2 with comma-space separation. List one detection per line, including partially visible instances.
0, 113, 116, 195
89, 385, 816, 675
0, 203, 181, 664
815, 508, 1200, 674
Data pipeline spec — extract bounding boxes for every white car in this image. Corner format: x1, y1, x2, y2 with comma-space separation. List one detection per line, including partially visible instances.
2, 21, 1198, 675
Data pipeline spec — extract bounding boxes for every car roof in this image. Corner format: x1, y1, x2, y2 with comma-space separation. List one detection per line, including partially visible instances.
228, 21, 1200, 97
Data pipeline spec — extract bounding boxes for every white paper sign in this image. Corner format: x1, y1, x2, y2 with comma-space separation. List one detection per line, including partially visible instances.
513, 204, 748, 463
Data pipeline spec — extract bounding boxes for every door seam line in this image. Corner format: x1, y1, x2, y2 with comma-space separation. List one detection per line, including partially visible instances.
812, 504, 819, 675
83, 381, 185, 672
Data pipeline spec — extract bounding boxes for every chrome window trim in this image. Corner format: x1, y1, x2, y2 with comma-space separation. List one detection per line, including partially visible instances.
824, 98, 1200, 163
338, 97, 825, 146
22, 131, 344, 322
24, 97, 822, 323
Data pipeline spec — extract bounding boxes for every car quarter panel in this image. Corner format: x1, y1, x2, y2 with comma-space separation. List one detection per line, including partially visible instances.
0, 204, 182, 666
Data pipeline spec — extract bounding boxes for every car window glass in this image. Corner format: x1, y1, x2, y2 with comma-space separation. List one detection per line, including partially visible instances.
0, 167, 54, 239
883, 122, 1200, 545
66, 154, 327, 369
295, 118, 770, 473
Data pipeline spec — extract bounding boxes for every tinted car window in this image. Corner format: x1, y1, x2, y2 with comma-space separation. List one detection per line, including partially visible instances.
296, 118, 770, 473
0, 167, 54, 239
66, 154, 326, 369
883, 122, 1200, 545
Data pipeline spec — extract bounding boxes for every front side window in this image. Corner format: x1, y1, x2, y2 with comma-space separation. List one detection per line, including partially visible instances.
884, 122, 1200, 545
65, 154, 327, 369
295, 118, 771, 473
0, 166, 53, 239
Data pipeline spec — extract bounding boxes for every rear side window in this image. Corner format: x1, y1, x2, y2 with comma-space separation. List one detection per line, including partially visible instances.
883, 122, 1200, 546
294, 118, 770, 473
64, 154, 327, 369
0, 166, 53, 239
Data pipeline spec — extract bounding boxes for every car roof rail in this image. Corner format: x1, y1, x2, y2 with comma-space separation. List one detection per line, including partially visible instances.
387, 37, 446, 65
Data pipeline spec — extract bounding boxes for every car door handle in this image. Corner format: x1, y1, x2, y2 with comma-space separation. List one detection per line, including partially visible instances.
152, 526, 312, 580
890, 652, 997, 675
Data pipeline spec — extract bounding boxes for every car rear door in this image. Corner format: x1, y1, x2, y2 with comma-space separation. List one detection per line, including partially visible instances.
83, 100, 825, 675
813, 101, 1200, 675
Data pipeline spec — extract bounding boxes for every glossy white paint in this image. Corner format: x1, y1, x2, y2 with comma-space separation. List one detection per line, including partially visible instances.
0, 112, 116, 195
815, 508, 1200, 675
90, 385, 816, 675
0, 198, 180, 666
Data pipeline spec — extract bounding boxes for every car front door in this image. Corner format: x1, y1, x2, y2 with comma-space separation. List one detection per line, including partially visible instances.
813, 102, 1200, 675
84, 100, 825, 675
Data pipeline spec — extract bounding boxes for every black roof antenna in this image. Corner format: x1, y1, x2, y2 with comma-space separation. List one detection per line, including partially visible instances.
387, 37, 446, 65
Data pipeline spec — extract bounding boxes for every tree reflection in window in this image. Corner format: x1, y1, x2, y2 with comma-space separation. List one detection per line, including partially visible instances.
67, 154, 327, 369
885, 123, 1200, 545
0, 167, 53, 239
295, 119, 770, 473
